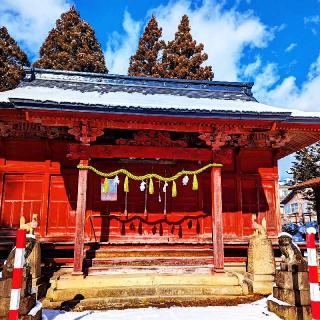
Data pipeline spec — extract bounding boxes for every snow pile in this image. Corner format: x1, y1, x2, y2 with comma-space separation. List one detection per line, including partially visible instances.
267, 294, 290, 307
28, 300, 42, 316
0, 85, 319, 118
43, 298, 280, 320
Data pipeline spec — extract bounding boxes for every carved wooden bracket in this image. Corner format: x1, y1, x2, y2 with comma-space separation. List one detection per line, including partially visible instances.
68, 121, 104, 144
116, 130, 188, 148
268, 130, 291, 148
198, 131, 230, 150
227, 130, 291, 148
213, 148, 233, 165
0, 121, 69, 139
199, 127, 292, 150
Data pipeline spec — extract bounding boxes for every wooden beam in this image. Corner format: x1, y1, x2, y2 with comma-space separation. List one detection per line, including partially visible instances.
39, 160, 51, 238
68, 144, 213, 161
211, 166, 224, 272
73, 159, 89, 275
0, 158, 5, 226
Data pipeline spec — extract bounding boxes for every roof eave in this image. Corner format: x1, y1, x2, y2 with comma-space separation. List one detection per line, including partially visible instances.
286, 116, 320, 124
8, 98, 293, 121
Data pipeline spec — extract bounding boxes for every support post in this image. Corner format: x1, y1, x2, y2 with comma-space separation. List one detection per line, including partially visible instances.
306, 227, 320, 319
73, 159, 89, 275
211, 166, 224, 272
8, 229, 27, 320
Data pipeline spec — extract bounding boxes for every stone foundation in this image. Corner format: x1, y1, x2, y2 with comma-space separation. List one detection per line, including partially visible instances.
0, 241, 42, 319
268, 298, 311, 320
267, 265, 311, 320
43, 271, 251, 310
245, 226, 275, 294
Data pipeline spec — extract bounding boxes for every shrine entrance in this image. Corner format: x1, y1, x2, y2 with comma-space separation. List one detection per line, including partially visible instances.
71, 154, 224, 275
85, 160, 213, 244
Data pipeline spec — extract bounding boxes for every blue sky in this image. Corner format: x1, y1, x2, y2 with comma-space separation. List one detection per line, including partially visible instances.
1, 0, 320, 179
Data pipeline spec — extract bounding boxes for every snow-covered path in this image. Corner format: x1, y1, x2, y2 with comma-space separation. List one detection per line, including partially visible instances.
43, 298, 280, 320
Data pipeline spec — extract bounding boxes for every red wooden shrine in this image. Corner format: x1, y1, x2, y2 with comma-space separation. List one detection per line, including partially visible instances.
0, 68, 320, 274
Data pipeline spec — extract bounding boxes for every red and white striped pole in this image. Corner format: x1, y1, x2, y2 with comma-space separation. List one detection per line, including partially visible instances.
8, 229, 27, 320
307, 227, 320, 320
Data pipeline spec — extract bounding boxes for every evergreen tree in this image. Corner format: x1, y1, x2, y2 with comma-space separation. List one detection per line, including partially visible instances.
34, 6, 107, 73
128, 15, 163, 77
291, 143, 320, 185
157, 15, 213, 80
0, 27, 30, 92
290, 142, 320, 218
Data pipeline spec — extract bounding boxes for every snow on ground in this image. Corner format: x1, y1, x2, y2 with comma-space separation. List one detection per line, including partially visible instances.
43, 298, 280, 320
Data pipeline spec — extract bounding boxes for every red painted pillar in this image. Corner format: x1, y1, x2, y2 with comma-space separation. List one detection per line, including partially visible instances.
73, 159, 89, 275
211, 166, 224, 273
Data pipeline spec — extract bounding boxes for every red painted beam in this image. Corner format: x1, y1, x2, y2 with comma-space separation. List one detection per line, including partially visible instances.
68, 144, 213, 161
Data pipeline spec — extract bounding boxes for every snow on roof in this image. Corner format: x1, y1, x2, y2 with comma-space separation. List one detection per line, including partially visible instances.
0, 68, 319, 119
0, 85, 292, 112
1, 85, 319, 118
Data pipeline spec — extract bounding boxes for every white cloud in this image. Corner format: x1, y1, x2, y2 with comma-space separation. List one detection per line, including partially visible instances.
252, 53, 320, 112
106, 0, 274, 80
242, 56, 261, 77
304, 15, 320, 35
104, 0, 320, 114
105, 11, 141, 75
153, 0, 275, 81
308, 54, 320, 80
251, 63, 279, 97
304, 15, 320, 25
285, 43, 297, 53
0, 0, 71, 57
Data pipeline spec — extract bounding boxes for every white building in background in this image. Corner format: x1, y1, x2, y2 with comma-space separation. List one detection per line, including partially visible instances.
279, 179, 316, 224
279, 179, 292, 202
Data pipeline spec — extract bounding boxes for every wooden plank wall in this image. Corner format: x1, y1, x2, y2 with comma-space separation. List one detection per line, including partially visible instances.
0, 138, 280, 242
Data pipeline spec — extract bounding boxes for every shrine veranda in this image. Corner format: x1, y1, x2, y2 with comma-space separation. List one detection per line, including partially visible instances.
0, 68, 320, 275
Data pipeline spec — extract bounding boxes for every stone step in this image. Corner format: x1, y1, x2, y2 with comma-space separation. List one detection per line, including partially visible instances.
87, 248, 213, 258
54, 273, 241, 290
44, 272, 249, 309
43, 293, 254, 310
86, 243, 212, 249
47, 284, 246, 302
87, 265, 213, 275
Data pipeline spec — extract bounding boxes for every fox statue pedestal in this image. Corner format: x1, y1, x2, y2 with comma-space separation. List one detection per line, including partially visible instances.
267, 233, 311, 320
245, 218, 275, 294
28, 241, 47, 298
0, 237, 42, 320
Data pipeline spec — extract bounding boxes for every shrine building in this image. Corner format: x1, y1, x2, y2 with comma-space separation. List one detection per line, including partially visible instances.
0, 68, 320, 277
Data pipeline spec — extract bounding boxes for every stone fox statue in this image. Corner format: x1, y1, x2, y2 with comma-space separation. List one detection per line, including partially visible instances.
278, 233, 307, 266
20, 213, 38, 234
252, 215, 268, 238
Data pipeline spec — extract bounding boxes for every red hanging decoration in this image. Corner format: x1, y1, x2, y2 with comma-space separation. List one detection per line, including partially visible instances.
152, 225, 157, 235
178, 225, 183, 238
196, 220, 201, 234
121, 222, 126, 235
159, 223, 163, 236
138, 221, 143, 235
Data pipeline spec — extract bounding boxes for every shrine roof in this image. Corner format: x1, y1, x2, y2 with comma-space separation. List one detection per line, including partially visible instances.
0, 68, 319, 122
289, 177, 320, 190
